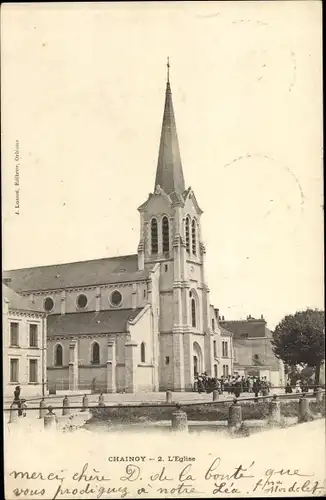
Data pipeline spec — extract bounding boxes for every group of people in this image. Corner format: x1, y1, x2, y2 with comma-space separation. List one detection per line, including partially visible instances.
13, 385, 27, 417
194, 373, 272, 397
285, 378, 310, 394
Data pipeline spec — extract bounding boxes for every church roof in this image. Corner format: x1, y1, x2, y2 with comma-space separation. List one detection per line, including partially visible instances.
154, 63, 185, 197
4, 255, 153, 293
2, 284, 45, 313
47, 308, 144, 336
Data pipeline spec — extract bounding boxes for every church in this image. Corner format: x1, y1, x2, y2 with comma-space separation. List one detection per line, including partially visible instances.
4, 63, 238, 393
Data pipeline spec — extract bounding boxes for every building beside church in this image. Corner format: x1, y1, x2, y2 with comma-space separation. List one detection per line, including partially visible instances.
220, 314, 285, 387
2, 281, 47, 398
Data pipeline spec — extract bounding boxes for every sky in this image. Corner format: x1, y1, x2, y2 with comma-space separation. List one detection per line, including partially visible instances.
2, 2, 323, 329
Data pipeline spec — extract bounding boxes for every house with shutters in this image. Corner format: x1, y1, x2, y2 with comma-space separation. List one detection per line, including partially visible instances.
220, 314, 285, 386
3, 62, 234, 393
2, 283, 47, 398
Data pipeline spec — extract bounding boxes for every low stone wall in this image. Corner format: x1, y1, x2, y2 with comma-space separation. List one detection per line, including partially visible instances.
88, 400, 320, 424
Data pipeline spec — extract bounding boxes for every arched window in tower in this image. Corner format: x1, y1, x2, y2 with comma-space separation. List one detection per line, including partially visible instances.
54, 344, 63, 366
162, 216, 169, 253
151, 218, 158, 254
191, 298, 196, 328
140, 342, 146, 363
92, 342, 100, 364
185, 217, 190, 253
192, 219, 197, 255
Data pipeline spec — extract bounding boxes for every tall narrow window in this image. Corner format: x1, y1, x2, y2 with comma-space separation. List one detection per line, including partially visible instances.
225, 342, 228, 357
185, 217, 190, 253
29, 324, 38, 347
92, 342, 100, 364
162, 216, 169, 253
213, 340, 217, 358
10, 359, 19, 383
151, 218, 158, 254
214, 364, 218, 378
212, 318, 215, 331
10, 322, 19, 346
140, 342, 146, 363
192, 219, 197, 255
54, 344, 63, 366
29, 359, 38, 383
191, 298, 196, 328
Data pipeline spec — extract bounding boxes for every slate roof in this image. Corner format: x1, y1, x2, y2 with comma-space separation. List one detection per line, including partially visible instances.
3, 254, 153, 293
220, 318, 271, 339
219, 325, 233, 337
47, 308, 144, 336
3, 284, 45, 313
154, 80, 185, 196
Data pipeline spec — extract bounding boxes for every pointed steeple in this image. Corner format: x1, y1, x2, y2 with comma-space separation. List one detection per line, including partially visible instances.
154, 58, 185, 196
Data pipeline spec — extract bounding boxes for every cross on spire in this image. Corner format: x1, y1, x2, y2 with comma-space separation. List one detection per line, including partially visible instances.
167, 56, 170, 83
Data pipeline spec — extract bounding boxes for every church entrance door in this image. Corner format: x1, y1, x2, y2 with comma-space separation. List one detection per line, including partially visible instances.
193, 355, 198, 377
193, 341, 203, 379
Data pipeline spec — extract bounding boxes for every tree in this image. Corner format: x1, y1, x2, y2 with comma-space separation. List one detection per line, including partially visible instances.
272, 308, 325, 384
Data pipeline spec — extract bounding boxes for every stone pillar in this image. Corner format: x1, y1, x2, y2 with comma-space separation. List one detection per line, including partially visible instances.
213, 390, 219, 401
125, 340, 138, 393
298, 395, 311, 422
268, 395, 281, 425
315, 387, 323, 403
95, 287, 101, 312
62, 396, 70, 416
171, 404, 188, 432
228, 399, 242, 430
106, 340, 116, 393
68, 340, 78, 391
9, 402, 19, 424
39, 399, 46, 419
44, 407, 57, 431
82, 394, 89, 411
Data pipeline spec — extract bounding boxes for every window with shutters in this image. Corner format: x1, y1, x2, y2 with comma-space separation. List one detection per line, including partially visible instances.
10, 322, 19, 346
151, 218, 158, 254
162, 216, 169, 253
29, 324, 38, 347
29, 359, 38, 383
10, 359, 19, 383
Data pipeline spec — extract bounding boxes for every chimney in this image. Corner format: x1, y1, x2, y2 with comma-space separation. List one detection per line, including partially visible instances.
261, 314, 264, 320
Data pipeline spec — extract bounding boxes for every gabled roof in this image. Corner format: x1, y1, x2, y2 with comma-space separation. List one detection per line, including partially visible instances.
154, 78, 185, 197
47, 308, 144, 336
183, 187, 204, 215
4, 255, 154, 293
2, 284, 45, 313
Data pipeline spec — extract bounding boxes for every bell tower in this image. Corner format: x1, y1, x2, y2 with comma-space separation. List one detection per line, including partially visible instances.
137, 60, 213, 391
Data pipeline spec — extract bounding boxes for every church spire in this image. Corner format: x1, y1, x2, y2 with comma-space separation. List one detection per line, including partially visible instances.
154, 58, 185, 196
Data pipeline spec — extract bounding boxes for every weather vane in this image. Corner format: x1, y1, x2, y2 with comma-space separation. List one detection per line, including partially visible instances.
167, 56, 170, 83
